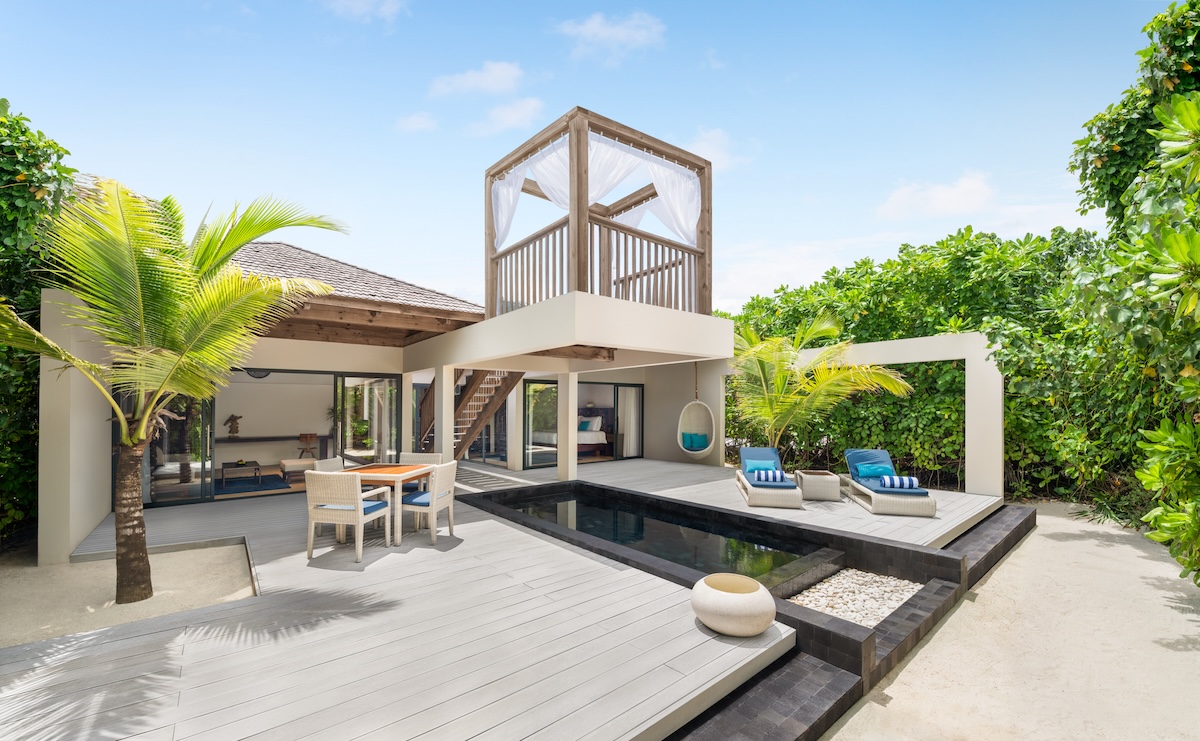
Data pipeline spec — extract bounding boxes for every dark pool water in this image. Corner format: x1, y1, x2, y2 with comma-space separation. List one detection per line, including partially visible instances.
512, 492, 817, 578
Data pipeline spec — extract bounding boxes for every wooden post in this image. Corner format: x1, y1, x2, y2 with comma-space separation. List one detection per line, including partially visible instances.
484, 174, 498, 317
567, 114, 590, 293
696, 165, 713, 315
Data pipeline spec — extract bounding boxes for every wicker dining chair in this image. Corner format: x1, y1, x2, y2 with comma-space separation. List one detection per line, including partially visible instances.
304, 470, 391, 562
399, 461, 457, 545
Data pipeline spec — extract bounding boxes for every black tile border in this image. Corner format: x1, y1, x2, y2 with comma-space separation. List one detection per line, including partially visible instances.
944, 504, 1036, 587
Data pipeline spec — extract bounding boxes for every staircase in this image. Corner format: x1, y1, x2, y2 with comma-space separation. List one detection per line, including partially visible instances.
417, 370, 524, 459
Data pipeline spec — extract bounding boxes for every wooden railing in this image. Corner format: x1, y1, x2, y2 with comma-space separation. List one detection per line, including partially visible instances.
588, 215, 701, 313
492, 215, 569, 314
492, 214, 705, 315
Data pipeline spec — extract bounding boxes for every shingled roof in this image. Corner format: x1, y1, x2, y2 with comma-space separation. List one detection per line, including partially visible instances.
237, 242, 483, 316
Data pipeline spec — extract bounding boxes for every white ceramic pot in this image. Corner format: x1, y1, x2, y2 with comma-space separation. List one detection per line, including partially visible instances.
690, 573, 776, 637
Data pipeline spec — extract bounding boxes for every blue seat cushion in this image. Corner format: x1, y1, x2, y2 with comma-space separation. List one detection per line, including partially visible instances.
402, 491, 431, 506
858, 478, 929, 496
844, 449, 897, 484
317, 499, 388, 514
401, 481, 419, 492
683, 433, 709, 451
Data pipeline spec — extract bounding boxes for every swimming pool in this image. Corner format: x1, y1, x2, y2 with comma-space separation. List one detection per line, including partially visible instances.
498, 488, 820, 579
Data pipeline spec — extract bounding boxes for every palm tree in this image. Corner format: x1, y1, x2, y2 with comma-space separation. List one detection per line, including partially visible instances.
731, 315, 913, 452
0, 179, 341, 603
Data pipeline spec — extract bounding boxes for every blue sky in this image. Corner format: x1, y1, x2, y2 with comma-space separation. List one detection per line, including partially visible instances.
2, 1, 1159, 311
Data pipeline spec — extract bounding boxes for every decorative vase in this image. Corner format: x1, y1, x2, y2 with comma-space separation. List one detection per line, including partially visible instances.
690, 573, 776, 637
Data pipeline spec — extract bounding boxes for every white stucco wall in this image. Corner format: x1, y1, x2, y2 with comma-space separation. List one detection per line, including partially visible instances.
213, 372, 334, 465
38, 289, 115, 565
796, 332, 1005, 498
642, 360, 727, 467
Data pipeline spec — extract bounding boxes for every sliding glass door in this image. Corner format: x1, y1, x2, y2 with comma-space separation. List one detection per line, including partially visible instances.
615, 385, 644, 459
336, 376, 400, 465
524, 380, 559, 468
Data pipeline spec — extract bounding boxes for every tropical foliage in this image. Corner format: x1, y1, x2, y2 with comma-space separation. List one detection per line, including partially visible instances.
730, 315, 911, 454
1070, 2, 1200, 224
0, 99, 74, 546
728, 3, 1200, 585
0, 179, 340, 602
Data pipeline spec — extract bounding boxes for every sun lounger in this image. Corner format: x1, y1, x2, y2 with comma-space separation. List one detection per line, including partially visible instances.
843, 448, 937, 517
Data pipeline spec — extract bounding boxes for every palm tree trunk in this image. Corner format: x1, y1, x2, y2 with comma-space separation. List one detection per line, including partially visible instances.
114, 442, 154, 603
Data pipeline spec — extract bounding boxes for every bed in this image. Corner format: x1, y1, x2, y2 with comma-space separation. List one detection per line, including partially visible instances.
531, 408, 614, 457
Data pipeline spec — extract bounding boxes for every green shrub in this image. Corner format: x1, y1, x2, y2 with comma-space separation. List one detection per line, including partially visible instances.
0, 99, 74, 545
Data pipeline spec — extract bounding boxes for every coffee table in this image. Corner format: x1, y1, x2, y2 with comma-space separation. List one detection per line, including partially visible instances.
220, 460, 262, 488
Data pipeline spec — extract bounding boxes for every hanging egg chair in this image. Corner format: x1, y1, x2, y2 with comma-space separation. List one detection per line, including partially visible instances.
678, 363, 716, 459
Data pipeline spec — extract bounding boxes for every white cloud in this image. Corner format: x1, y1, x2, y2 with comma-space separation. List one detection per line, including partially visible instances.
429, 61, 523, 97
687, 128, 751, 172
712, 232, 912, 313
468, 98, 544, 136
702, 49, 724, 70
396, 111, 436, 133
556, 12, 664, 65
322, 0, 406, 23
878, 171, 995, 220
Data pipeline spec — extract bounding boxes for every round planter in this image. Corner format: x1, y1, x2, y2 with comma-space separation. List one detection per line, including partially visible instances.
690, 573, 776, 637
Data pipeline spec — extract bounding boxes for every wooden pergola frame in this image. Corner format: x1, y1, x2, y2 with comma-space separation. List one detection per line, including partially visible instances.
483, 107, 713, 318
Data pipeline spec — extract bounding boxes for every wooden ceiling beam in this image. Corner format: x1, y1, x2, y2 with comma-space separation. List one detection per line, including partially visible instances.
310, 295, 483, 324
605, 183, 658, 218
521, 179, 550, 201
265, 321, 409, 348
293, 303, 474, 334
529, 345, 616, 362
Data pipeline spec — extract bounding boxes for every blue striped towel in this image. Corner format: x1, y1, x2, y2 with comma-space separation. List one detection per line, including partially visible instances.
753, 469, 786, 482
879, 475, 920, 489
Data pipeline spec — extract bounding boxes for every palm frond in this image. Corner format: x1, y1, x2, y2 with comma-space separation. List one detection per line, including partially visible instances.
792, 313, 842, 349
0, 301, 126, 432
46, 180, 192, 350
189, 197, 346, 278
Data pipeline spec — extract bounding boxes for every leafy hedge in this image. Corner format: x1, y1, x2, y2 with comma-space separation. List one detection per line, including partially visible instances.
0, 99, 73, 545
731, 228, 1111, 497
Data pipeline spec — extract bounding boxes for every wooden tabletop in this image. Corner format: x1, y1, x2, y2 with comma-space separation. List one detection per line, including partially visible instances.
348, 464, 428, 475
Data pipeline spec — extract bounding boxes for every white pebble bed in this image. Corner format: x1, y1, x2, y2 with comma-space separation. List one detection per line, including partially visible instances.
787, 568, 923, 628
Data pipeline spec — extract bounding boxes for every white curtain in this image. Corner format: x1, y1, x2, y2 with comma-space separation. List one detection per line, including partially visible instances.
586, 133, 644, 206
490, 162, 527, 249
618, 386, 642, 458
525, 135, 571, 208
645, 160, 701, 246
491, 130, 702, 249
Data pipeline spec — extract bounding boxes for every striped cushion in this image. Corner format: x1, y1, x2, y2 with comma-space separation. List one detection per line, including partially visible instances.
753, 469, 786, 483
879, 475, 920, 489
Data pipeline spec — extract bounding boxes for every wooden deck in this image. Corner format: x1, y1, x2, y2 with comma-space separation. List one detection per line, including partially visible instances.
513, 459, 1002, 548
5, 494, 792, 740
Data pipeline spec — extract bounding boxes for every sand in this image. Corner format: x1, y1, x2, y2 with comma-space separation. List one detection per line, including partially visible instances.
0, 543, 255, 649
824, 502, 1200, 740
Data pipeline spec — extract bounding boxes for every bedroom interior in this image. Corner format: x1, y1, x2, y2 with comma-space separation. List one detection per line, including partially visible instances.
523, 378, 644, 469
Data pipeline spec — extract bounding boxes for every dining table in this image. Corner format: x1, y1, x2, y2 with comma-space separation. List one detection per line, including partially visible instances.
346, 462, 435, 536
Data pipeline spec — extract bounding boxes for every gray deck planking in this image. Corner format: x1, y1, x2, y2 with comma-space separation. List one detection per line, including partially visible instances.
511, 459, 1002, 547
4, 485, 794, 740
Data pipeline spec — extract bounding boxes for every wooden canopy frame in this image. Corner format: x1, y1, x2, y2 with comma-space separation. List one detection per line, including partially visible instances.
484, 107, 713, 318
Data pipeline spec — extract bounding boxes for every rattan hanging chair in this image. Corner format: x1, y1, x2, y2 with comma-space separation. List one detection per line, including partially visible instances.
677, 364, 715, 459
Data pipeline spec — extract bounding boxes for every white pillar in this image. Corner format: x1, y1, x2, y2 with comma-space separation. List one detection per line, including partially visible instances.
38, 289, 113, 565
965, 342, 1005, 498
433, 365, 456, 459
400, 374, 414, 453
556, 372, 578, 481
505, 386, 523, 472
